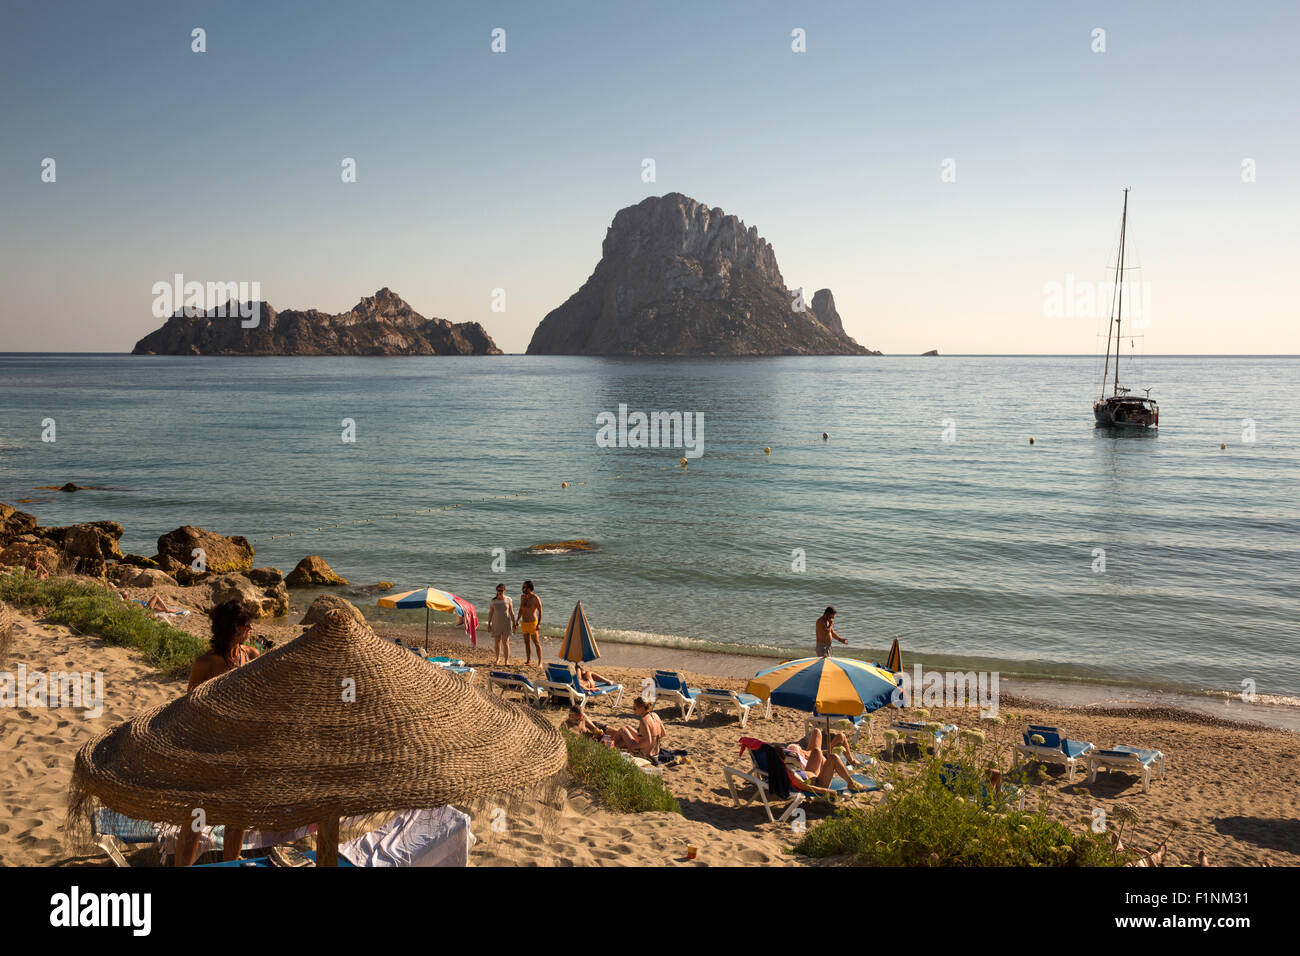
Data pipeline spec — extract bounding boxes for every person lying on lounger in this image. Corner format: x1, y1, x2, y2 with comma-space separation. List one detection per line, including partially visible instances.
575, 666, 614, 691
784, 728, 868, 793
607, 697, 665, 758
564, 706, 607, 740
798, 728, 853, 757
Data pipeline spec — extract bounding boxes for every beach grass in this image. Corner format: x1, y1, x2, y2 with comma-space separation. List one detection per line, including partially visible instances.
0, 571, 206, 677
562, 729, 682, 814
795, 752, 1126, 866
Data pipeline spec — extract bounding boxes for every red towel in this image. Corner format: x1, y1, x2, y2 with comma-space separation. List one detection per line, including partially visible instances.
451, 594, 478, 647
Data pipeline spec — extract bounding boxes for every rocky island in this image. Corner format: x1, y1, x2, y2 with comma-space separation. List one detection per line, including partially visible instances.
526, 193, 879, 356
132, 288, 501, 356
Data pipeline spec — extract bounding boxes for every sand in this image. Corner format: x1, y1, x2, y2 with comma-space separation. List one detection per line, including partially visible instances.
2, 583, 1297, 867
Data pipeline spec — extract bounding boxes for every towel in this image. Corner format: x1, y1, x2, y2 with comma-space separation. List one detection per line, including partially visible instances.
340, 806, 476, 867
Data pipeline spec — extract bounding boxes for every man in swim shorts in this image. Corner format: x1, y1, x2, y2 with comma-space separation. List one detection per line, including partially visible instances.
816, 606, 847, 658
518, 580, 543, 666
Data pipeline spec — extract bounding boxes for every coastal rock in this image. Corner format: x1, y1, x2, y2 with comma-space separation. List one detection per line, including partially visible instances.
109, 565, 177, 589
810, 289, 844, 335
527, 539, 599, 554
60, 483, 82, 492
245, 567, 284, 588
131, 288, 503, 357
526, 193, 879, 356
0, 537, 64, 574
208, 572, 289, 619
922, 349, 939, 356
118, 553, 161, 570
60, 522, 125, 561
155, 526, 254, 575
284, 555, 349, 587
0, 504, 38, 546
301, 594, 367, 629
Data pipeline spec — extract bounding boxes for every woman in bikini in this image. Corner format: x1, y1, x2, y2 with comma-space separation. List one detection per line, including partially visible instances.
575, 666, 614, 691
607, 697, 665, 758
174, 601, 261, 865
785, 728, 867, 793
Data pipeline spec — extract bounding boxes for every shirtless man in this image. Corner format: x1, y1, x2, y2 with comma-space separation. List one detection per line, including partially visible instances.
517, 580, 543, 666
815, 606, 847, 658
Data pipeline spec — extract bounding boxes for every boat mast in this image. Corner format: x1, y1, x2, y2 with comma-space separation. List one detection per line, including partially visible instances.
1113, 187, 1129, 397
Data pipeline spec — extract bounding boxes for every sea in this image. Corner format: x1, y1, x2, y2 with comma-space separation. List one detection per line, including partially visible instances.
2, 353, 1298, 715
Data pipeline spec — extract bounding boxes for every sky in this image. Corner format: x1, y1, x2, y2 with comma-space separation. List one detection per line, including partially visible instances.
1, 0, 1297, 354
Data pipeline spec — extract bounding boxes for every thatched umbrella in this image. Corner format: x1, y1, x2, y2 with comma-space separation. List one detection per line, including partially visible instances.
69, 607, 566, 865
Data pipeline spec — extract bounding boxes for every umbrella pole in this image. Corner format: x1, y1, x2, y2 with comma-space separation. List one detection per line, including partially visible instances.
424, 607, 430, 654
316, 815, 339, 867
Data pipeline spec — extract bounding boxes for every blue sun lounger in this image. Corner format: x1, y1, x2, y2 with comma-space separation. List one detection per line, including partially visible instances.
723, 742, 878, 823
698, 688, 768, 727
1012, 725, 1096, 780
1086, 745, 1165, 793
486, 670, 549, 707
652, 670, 702, 719
540, 662, 624, 707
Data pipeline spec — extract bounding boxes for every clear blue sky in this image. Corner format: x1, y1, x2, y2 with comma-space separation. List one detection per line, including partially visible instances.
2, 0, 1296, 353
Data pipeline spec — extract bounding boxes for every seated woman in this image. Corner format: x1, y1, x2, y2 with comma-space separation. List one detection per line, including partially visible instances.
606, 697, 665, 759
564, 706, 607, 740
798, 727, 853, 758
575, 666, 614, 691
175, 601, 261, 866
784, 728, 868, 793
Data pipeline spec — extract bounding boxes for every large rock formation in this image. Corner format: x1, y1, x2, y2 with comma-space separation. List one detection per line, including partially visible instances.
285, 555, 349, 587
132, 288, 502, 356
0, 507, 125, 577
810, 289, 844, 335
526, 194, 878, 356
155, 526, 255, 576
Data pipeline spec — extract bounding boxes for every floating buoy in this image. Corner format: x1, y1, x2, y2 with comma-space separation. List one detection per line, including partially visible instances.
1029, 438, 1035, 445
1220, 443, 1226, 450
764, 447, 771, 455
561, 482, 568, 488
680, 457, 687, 467
822, 432, 829, 440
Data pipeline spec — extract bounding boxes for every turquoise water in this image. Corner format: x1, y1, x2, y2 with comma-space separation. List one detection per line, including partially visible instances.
2, 354, 1298, 701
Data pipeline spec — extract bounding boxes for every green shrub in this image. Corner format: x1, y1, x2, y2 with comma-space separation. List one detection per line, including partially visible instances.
0, 571, 207, 676
562, 728, 681, 814
795, 751, 1126, 866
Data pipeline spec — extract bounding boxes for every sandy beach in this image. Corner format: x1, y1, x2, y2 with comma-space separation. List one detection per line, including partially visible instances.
2, 578, 1298, 867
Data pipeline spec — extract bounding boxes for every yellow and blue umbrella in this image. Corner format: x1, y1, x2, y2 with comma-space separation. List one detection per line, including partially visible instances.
885, 637, 902, 674
746, 657, 901, 724
377, 586, 458, 652
559, 601, 600, 663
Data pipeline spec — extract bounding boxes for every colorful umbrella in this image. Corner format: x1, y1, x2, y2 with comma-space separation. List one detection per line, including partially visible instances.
746, 657, 901, 734
378, 586, 458, 652
559, 601, 599, 663
885, 637, 902, 674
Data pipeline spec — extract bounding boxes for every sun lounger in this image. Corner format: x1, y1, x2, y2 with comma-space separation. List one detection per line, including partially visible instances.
723, 739, 879, 823
698, 688, 768, 727
425, 656, 474, 678
1086, 745, 1165, 793
540, 662, 624, 707
886, 719, 959, 756
940, 763, 1027, 810
652, 670, 702, 719
1011, 724, 1096, 780
486, 670, 549, 706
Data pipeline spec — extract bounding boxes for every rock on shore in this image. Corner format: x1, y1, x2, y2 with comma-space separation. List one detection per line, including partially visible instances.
285, 555, 349, 587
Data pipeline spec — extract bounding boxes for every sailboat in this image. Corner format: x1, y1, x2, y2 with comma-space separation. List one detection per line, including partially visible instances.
1093, 188, 1159, 430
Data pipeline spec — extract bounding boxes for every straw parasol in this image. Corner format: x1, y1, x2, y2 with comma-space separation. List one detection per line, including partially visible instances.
69, 607, 565, 865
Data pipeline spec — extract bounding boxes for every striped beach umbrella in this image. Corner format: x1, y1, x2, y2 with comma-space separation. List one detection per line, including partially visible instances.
559, 601, 600, 663
377, 586, 458, 652
885, 637, 902, 674
746, 657, 901, 730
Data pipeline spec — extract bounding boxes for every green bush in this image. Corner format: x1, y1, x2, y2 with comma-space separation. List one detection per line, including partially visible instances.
0, 571, 207, 676
795, 750, 1126, 866
562, 728, 682, 814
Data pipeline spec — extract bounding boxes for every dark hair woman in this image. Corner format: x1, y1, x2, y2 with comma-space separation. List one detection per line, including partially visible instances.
175, 599, 260, 867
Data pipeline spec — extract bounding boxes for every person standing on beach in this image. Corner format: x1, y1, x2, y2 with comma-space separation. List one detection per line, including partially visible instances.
487, 583, 516, 666
816, 606, 847, 658
518, 580, 543, 666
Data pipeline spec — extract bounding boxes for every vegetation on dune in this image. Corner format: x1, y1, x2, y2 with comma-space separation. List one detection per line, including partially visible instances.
0, 571, 207, 677
562, 728, 681, 814
795, 742, 1128, 866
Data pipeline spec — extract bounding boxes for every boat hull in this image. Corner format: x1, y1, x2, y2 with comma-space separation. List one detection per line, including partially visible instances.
1093, 397, 1158, 429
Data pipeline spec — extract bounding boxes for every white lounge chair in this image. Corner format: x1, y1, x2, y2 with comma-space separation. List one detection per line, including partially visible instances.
885, 719, 958, 756
723, 741, 878, 823
540, 662, 624, 708
652, 670, 702, 719
1012, 724, 1096, 780
1086, 746, 1165, 793
698, 688, 769, 727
